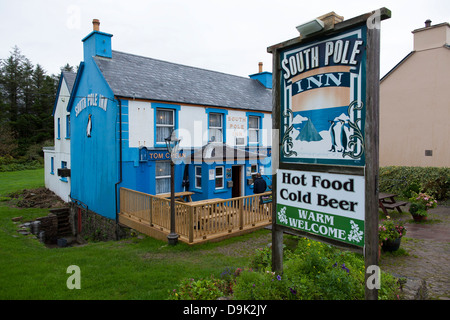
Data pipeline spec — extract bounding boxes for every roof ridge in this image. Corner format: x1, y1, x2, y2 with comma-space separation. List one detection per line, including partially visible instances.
111, 50, 257, 82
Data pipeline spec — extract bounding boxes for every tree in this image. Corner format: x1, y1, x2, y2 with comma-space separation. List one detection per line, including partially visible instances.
0, 46, 24, 125
0, 46, 58, 156
61, 63, 75, 73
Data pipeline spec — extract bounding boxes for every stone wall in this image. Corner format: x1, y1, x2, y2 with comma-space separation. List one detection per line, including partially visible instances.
69, 203, 131, 242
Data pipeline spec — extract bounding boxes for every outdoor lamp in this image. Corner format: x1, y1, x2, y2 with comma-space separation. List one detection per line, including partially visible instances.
296, 19, 324, 37
165, 130, 180, 153
165, 130, 180, 245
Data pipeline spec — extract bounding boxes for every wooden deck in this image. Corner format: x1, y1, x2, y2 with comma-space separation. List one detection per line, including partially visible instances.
118, 188, 272, 245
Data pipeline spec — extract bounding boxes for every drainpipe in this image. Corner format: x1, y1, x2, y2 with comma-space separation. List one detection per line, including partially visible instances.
115, 98, 123, 226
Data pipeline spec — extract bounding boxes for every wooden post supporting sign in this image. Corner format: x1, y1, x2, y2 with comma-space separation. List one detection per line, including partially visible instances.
268, 8, 391, 300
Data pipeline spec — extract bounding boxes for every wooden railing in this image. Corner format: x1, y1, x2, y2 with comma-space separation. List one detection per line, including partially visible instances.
119, 188, 272, 244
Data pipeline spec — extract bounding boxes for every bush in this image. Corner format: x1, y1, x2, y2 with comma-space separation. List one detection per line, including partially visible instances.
0, 156, 42, 172
233, 269, 293, 300
168, 276, 227, 300
379, 166, 450, 200
169, 238, 401, 300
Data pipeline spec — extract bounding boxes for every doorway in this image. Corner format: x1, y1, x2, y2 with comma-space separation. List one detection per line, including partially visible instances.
232, 165, 244, 198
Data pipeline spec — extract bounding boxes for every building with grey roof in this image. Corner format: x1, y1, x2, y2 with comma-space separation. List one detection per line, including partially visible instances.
45, 19, 273, 225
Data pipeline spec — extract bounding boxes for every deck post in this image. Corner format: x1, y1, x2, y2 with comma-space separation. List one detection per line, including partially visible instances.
239, 198, 244, 230
188, 205, 194, 243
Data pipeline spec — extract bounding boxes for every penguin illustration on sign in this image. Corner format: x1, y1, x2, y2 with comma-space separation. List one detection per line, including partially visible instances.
339, 119, 349, 153
86, 114, 92, 138
328, 120, 337, 152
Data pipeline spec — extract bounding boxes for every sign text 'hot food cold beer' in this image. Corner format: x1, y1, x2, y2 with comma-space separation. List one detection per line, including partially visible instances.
276, 169, 365, 246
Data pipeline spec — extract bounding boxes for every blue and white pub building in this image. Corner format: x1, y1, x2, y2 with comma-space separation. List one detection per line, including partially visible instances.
46, 20, 272, 225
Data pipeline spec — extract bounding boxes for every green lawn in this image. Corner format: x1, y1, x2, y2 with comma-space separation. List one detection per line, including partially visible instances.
0, 169, 271, 299
0, 168, 45, 196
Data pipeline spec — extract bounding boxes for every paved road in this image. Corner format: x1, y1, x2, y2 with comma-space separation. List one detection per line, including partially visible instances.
379, 205, 450, 300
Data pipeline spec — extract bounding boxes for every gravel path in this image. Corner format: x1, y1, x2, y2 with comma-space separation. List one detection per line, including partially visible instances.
379, 205, 450, 300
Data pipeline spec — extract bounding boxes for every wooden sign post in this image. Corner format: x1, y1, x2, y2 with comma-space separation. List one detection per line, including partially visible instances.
268, 8, 391, 300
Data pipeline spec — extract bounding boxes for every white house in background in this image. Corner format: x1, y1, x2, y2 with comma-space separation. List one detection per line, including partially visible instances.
43, 71, 76, 202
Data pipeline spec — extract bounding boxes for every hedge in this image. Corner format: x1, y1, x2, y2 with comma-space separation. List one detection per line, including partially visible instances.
379, 166, 450, 200
0, 156, 43, 172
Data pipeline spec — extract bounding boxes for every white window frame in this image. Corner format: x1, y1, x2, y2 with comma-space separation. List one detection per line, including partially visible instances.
209, 113, 223, 142
215, 166, 224, 189
248, 116, 260, 144
195, 166, 202, 189
156, 108, 175, 144
155, 161, 171, 194
251, 164, 258, 181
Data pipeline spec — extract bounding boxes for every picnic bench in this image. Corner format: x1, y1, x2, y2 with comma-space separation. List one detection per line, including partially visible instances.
378, 193, 408, 215
155, 191, 194, 202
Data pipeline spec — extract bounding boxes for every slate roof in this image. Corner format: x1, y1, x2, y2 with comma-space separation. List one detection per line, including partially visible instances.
53, 71, 77, 116
62, 71, 77, 93
93, 50, 272, 112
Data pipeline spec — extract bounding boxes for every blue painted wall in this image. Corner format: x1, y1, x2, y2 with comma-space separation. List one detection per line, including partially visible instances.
68, 33, 118, 220
67, 28, 273, 220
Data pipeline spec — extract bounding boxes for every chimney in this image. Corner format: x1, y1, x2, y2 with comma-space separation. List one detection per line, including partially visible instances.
249, 62, 272, 89
82, 19, 113, 61
412, 20, 449, 52
93, 19, 100, 31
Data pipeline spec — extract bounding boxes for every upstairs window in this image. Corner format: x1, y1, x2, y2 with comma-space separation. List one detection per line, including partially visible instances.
57, 118, 61, 140
156, 109, 174, 144
66, 115, 71, 138
248, 116, 260, 144
209, 113, 223, 143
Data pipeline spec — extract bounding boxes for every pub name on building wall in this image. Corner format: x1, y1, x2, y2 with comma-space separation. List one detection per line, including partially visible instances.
44, 19, 273, 229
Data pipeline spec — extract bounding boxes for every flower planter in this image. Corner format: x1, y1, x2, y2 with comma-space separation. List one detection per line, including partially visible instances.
382, 237, 402, 252
411, 213, 427, 222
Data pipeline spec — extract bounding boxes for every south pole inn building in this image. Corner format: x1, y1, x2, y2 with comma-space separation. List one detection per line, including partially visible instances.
44, 20, 273, 239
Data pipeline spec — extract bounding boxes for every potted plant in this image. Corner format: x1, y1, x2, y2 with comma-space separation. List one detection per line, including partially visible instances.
379, 219, 407, 252
408, 192, 437, 222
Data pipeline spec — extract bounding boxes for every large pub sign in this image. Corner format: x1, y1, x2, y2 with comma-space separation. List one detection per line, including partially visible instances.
269, 9, 391, 300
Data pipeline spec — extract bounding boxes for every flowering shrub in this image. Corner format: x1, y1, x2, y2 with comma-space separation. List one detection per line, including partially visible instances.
379, 219, 407, 243
168, 238, 401, 300
235, 238, 400, 300
409, 192, 437, 217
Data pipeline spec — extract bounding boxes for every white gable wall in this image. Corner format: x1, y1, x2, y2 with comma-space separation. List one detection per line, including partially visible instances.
43, 78, 71, 202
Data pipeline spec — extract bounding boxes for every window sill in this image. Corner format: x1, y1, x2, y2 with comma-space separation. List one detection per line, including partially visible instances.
213, 188, 228, 194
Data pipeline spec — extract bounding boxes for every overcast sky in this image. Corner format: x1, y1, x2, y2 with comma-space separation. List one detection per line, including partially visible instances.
1, 0, 449, 78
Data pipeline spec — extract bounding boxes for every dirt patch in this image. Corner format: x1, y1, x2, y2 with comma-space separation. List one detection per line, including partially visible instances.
204, 232, 272, 257
8, 187, 66, 209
